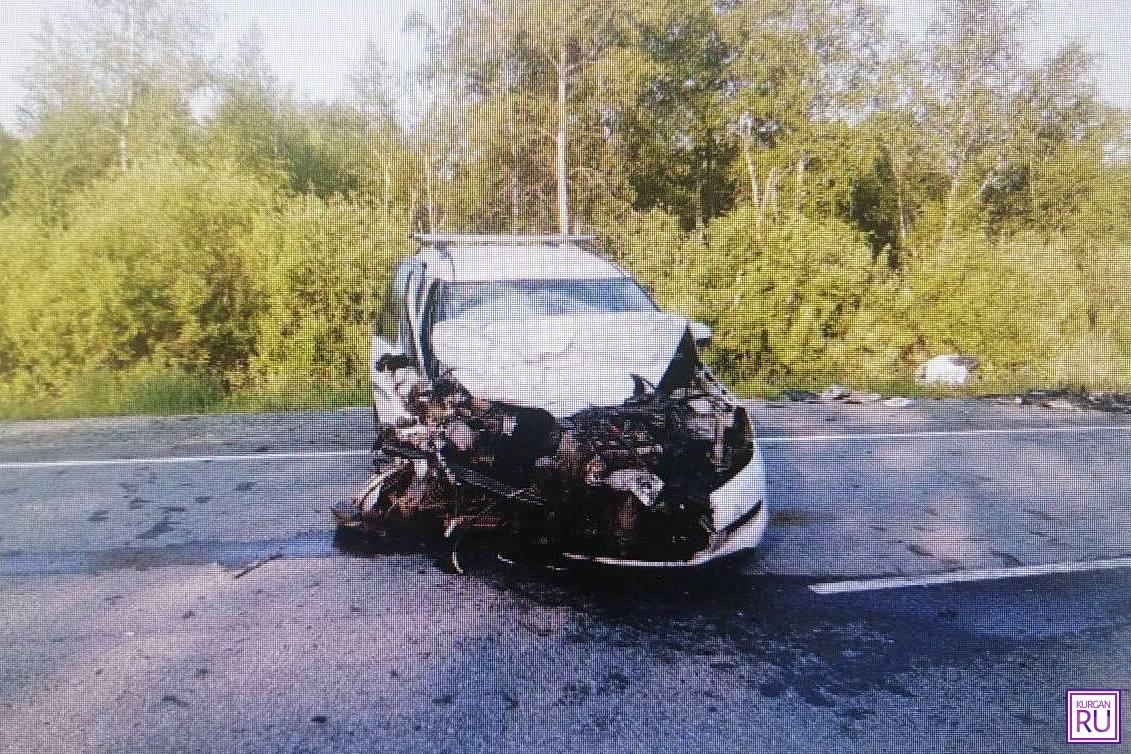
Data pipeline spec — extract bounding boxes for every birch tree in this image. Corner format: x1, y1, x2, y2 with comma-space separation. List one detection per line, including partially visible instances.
440, 0, 627, 232
23, 0, 210, 171
921, 0, 1031, 239
720, 0, 886, 224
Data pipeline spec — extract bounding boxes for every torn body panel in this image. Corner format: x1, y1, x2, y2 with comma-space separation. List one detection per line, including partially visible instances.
337, 320, 768, 568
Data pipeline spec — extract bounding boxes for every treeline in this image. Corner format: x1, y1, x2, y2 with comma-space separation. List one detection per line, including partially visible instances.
0, 0, 1129, 416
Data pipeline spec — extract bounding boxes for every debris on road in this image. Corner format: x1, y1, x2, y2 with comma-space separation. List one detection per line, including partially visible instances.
818, 385, 851, 402
231, 551, 282, 579
986, 389, 1131, 413
780, 384, 1131, 414
916, 354, 980, 386
779, 387, 914, 409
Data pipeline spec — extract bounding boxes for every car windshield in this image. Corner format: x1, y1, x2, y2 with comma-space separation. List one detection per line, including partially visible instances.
437, 278, 657, 322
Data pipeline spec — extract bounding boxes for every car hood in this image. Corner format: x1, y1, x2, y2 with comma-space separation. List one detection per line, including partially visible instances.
431, 312, 693, 417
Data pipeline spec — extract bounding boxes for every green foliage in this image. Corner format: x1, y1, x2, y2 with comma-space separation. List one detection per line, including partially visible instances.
0, 128, 18, 209
4, 109, 120, 221
698, 212, 878, 383
848, 235, 1080, 382
0, 157, 273, 396
3, 0, 1131, 419
620, 1, 737, 228
243, 193, 408, 388
221, 377, 369, 414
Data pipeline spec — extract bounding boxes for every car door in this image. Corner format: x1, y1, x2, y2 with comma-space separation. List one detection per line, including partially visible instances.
371, 259, 415, 425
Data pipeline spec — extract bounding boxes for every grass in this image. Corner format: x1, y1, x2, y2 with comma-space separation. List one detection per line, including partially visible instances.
0, 364, 1116, 422
0, 369, 369, 421
731, 373, 1101, 402
220, 377, 369, 414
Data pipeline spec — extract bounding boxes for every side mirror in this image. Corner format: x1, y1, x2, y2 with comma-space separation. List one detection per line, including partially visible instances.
690, 321, 713, 348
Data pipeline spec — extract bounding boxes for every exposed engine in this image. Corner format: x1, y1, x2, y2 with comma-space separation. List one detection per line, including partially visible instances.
334, 340, 754, 567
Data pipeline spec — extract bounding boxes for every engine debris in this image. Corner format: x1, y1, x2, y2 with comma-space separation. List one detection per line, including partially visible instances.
334, 357, 755, 568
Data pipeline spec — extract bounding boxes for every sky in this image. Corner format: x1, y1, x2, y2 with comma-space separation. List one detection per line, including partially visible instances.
0, 0, 439, 132
0, 0, 1129, 133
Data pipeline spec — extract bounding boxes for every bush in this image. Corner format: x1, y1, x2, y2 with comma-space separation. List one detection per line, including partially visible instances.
241, 193, 409, 389
696, 210, 879, 385
0, 157, 275, 395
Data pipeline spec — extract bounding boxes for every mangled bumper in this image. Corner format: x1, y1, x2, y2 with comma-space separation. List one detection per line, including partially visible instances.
563, 446, 769, 568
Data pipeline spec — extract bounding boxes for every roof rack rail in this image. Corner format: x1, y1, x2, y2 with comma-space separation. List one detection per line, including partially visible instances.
411, 233, 597, 246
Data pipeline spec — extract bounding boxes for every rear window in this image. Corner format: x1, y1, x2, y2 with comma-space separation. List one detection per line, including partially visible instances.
438, 278, 657, 322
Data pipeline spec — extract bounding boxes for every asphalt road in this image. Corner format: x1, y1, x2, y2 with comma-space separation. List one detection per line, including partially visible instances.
1, 400, 1130, 753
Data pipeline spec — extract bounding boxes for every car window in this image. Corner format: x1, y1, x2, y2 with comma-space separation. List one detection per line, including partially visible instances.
438, 278, 657, 322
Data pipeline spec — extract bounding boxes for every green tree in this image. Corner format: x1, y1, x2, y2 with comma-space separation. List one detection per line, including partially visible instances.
244, 194, 408, 387
23, 0, 211, 170
719, 0, 887, 227
919, 0, 1031, 238
0, 128, 18, 210
10, 0, 211, 220
0, 158, 273, 395
617, 0, 736, 230
437, 0, 635, 232
207, 22, 281, 175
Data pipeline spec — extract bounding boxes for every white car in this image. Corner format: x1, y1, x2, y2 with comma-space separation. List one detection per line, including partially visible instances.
335, 234, 768, 568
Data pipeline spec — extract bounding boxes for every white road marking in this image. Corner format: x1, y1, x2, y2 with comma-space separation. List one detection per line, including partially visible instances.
810, 557, 1131, 594
760, 423, 1131, 445
0, 449, 371, 470
1, 423, 1128, 470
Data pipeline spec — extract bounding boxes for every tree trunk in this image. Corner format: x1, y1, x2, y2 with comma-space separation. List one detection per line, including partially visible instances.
762, 167, 781, 223
742, 141, 761, 216
506, 62, 520, 232
425, 157, 435, 232
382, 162, 391, 244
794, 156, 807, 218
694, 176, 705, 236
119, 105, 131, 172
509, 92, 521, 232
383, 163, 391, 223
556, 42, 570, 236
884, 146, 909, 246
491, 10, 521, 233
943, 164, 963, 240
896, 184, 908, 247
119, 12, 137, 171
408, 190, 420, 232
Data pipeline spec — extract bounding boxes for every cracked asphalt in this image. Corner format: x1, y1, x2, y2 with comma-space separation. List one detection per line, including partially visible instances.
0, 400, 1129, 753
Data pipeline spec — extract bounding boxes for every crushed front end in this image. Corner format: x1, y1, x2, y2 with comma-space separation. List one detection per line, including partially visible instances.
334, 333, 767, 568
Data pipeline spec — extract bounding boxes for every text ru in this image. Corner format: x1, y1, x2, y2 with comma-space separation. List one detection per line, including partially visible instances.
1076, 708, 1115, 733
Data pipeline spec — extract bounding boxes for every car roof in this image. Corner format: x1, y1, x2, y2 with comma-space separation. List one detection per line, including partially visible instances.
414, 237, 630, 283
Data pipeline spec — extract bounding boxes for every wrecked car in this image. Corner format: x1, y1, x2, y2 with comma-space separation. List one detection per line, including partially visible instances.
332, 234, 768, 569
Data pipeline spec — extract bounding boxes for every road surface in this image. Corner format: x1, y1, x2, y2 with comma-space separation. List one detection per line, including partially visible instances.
1, 400, 1129, 753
